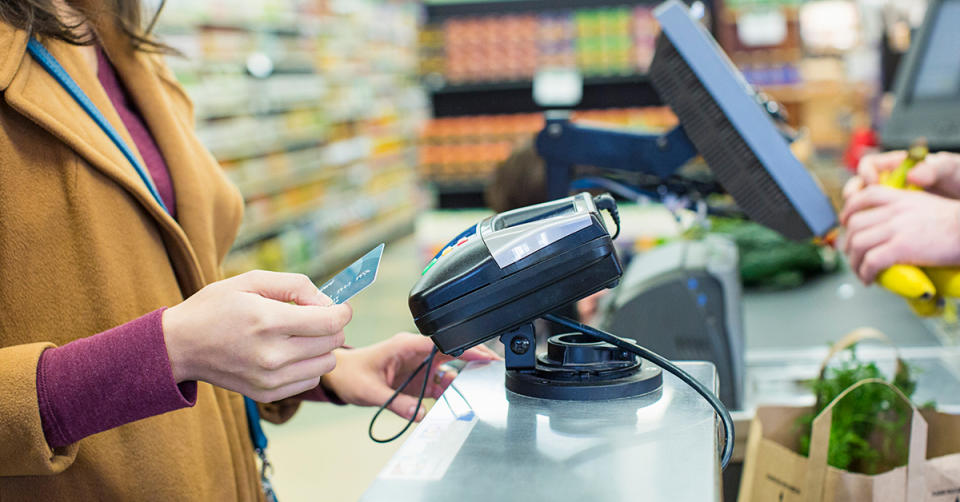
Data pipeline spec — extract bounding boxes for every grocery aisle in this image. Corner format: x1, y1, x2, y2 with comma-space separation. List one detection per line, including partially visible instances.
263, 236, 422, 502
156, 0, 425, 281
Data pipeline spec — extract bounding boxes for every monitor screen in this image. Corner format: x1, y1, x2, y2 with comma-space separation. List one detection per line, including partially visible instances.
911, 0, 960, 101
651, 0, 837, 239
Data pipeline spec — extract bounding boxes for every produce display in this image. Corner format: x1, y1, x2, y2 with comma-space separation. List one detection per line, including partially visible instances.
156, 0, 426, 278
420, 6, 659, 84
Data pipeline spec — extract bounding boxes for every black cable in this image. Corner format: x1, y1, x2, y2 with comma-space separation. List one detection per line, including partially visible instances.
593, 193, 621, 240
368, 347, 439, 443
544, 313, 735, 470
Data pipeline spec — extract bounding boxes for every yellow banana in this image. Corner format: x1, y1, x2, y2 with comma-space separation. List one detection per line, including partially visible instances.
884, 143, 927, 189
906, 296, 943, 317
892, 144, 960, 299
925, 267, 960, 298
876, 143, 937, 300
863, 141, 960, 303
877, 264, 936, 299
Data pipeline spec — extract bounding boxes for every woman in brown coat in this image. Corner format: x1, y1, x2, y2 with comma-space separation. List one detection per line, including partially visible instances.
0, 1, 494, 500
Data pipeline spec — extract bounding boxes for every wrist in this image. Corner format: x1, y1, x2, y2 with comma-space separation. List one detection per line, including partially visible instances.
319, 347, 351, 401
161, 306, 195, 383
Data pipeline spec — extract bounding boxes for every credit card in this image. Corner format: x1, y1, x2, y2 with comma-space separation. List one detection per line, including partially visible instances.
319, 243, 385, 305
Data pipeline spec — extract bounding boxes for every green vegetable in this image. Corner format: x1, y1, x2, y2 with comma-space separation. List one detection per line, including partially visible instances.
701, 217, 839, 288
796, 346, 933, 474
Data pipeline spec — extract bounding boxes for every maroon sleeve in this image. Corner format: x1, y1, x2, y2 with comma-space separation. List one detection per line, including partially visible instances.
294, 380, 346, 405
36, 308, 197, 448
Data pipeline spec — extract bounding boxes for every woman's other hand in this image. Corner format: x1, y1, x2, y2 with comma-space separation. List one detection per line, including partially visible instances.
840, 186, 960, 283
321, 333, 500, 421
162, 270, 352, 403
576, 290, 608, 325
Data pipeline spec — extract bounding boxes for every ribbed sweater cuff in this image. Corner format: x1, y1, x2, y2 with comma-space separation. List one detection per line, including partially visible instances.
37, 308, 197, 448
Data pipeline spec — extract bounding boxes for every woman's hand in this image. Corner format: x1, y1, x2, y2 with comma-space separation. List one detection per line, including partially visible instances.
844, 150, 960, 200
576, 290, 608, 325
162, 270, 352, 403
320, 333, 500, 421
840, 186, 960, 283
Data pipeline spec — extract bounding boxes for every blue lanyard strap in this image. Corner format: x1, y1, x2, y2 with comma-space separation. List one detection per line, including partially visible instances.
26, 38, 268, 453
25, 38, 169, 214
245, 394, 269, 451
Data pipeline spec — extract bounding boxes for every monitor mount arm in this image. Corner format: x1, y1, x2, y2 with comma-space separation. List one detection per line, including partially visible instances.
535, 110, 699, 200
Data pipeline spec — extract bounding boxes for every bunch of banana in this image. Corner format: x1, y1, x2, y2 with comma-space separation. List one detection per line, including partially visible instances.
874, 143, 960, 316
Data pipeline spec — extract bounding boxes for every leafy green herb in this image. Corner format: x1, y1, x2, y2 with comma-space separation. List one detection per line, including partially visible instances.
796, 346, 932, 474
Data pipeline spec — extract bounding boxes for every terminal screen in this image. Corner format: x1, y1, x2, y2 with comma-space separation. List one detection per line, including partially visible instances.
912, 0, 960, 101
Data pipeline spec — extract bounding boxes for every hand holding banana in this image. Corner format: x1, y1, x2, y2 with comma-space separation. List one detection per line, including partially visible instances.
841, 144, 960, 316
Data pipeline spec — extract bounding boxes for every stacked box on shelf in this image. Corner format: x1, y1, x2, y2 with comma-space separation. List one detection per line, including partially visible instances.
632, 6, 658, 72
419, 26, 446, 77
423, 6, 658, 85
157, 0, 425, 279
716, 0, 803, 88
574, 8, 633, 76
537, 13, 576, 69
419, 107, 678, 186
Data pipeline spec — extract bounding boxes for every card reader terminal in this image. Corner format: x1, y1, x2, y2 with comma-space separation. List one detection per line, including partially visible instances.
409, 193, 622, 356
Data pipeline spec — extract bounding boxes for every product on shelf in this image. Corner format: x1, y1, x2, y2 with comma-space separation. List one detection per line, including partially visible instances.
418, 107, 678, 186
422, 6, 659, 85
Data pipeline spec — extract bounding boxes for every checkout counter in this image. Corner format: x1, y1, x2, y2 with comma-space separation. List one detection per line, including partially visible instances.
362, 0, 960, 498
362, 361, 720, 501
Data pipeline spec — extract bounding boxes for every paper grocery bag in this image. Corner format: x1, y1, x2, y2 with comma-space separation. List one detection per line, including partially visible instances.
738, 404, 810, 501
739, 380, 960, 501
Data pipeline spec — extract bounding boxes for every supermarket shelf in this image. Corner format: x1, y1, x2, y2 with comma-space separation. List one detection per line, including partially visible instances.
288, 208, 417, 280
427, 74, 649, 94
197, 101, 325, 122
231, 140, 399, 200
234, 201, 327, 249
430, 74, 660, 116
234, 163, 416, 248
157, 20, 314, 36
425, 0, 673, 21
210, 136, 324, 164
429, 180, 488, 194
234, 163, 333, 200
429, 180, 489, 209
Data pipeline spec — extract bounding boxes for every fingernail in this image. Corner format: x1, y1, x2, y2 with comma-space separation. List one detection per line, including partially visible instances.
408, 406, 417, 418
316, 290, 334, 306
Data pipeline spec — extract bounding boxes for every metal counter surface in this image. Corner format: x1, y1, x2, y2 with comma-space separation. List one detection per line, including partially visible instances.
744, 268, 939, 349
361, 360, 721, 502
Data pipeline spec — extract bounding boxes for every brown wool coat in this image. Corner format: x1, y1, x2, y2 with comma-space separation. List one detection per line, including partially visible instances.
0, 20, 297, 501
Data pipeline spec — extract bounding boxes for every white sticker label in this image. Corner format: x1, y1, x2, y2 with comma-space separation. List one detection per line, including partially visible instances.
377, 413, 478, 481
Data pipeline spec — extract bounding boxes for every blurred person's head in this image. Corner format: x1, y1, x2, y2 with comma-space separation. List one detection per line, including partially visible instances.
485, 139, 548, 213
0, 0, 171, 52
